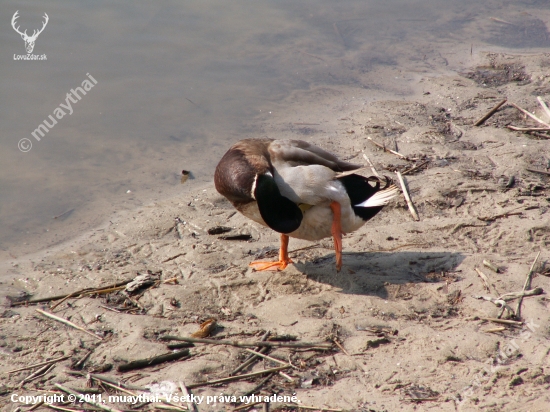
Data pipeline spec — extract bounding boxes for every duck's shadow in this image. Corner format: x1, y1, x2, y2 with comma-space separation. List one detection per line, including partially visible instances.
293, 250, 465, 299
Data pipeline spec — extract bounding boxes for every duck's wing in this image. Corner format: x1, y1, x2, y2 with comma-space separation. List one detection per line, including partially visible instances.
268, 140, 361, 172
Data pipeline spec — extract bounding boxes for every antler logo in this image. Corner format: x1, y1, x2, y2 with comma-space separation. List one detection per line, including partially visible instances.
12, 10, 49, 54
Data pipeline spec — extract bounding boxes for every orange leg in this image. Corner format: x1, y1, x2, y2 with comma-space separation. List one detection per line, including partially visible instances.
330, 201, 343, 272
249, 233, 293, 271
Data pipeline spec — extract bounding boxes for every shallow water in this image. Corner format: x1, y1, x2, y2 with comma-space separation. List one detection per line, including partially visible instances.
1, 0, 548, 259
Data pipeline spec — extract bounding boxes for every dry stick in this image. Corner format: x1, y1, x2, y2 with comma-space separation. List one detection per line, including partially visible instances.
482, 260, 499, 273
117, 349, 190, 372
474, 99, 507, 126
187, 365, 291, 389
159, 336, 333, 350
396, 171, 420, 221
473, 295, 515, 317
367, 137, 410, 160
44, 404, 80, 412
36, 309, 103, 341
526, 168, 550, 176
230, 331, 271, 376
537, 96, 550, 119
233, 401, 264, 411
515, 251, 541, 320
55, 383, 123, 412
362, 153, 380, 177
68, 370, 148, 391
508, 101, 550, 128
5, 355, 71, 374
333, 340, 351, 356
498, 287, 543, 301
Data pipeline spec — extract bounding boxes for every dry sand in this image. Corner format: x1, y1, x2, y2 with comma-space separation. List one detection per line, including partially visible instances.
1, 52, 550, 412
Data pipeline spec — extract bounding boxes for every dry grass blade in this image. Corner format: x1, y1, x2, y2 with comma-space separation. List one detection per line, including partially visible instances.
36, 309, 103, 341
367, 137, 410, 160
515, 251, 541, 319
396, 171, 419, 221
474, 268, 494, 295
537, 96, 550, 119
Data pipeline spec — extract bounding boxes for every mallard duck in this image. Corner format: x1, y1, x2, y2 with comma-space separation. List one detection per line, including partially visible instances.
214, 138, 399, 272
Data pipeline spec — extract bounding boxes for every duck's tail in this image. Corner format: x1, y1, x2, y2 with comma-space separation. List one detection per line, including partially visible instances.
355, 184, 399, 207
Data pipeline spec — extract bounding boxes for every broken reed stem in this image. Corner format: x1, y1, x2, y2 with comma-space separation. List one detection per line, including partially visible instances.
55, 384, 123, 412
482, 260, 499, 273
508, 101, 550, 128
395, 171, 420, 221
362, 153, 380, 177
474, 99, 507, 126
474, 268, 494, 295
187, 365, 291, 389
5, 355, 71, 374
36, 309, 103, 341
515, 251, 541, 320
537, 96, 550, 119
481, 317, 523, 326
230, 331, 271, 376
179, 381, 198, 412
367, 137, 410, 160
19, 363, 55, 387
159, 336, 333, 350
240, 373, 275, 398
506, 125, 550, 132
333, 340, 351, 356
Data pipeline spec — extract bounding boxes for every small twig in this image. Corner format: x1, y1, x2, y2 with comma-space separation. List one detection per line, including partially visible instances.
402, 160, 429, 176
159, 336, 333, 350
240, 373, 275, 397
36, 309, 103, 341
508, 102, 550, 128
525, 168, 550, 176
55, 384, 123, 412
396, 171, 419, 221
367, 137, 410, 160
333, 340, 351, 356
44, 404, 80, 412
230, 331, 270, 376
233, 401, 264, 411
117, 350, 190, 372
11, 279, 133, 306
362, 153, 380, 177
289, 405, 343, 412
187, 365, 291, 389
5, 355, 71, 374
19, 363, 55, 387
481, 318, 523, 326
515, 251, 541, 319
537, 96, 550, 119
474, 99, 507, 126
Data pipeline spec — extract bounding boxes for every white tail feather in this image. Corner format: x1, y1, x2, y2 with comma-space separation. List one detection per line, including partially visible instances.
355, 184, 400, 207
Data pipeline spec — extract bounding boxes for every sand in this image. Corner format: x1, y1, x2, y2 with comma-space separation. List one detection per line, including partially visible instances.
1, 52, 550, 412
